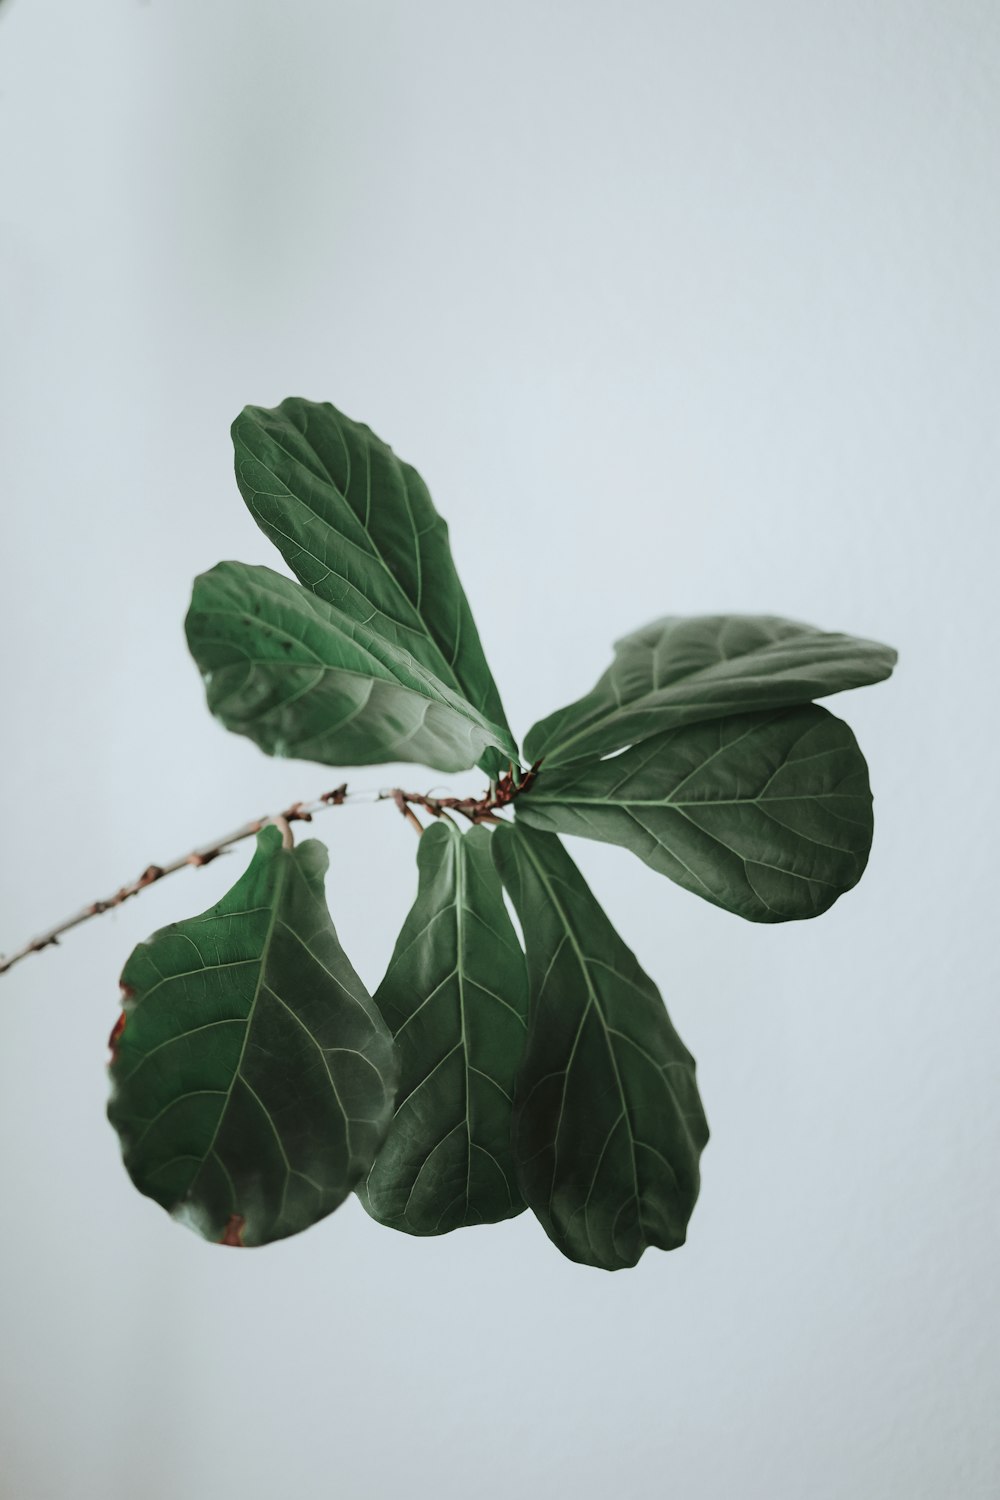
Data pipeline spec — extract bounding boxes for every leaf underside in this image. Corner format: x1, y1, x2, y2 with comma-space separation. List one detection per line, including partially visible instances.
185, 561, 513, 775
232, 397, 517, 777
517, 704, 873, 922
108, 826, 397, 1247
361, 822, 529, 1234
525, 614, 897, 767
492, 823, 708, 1271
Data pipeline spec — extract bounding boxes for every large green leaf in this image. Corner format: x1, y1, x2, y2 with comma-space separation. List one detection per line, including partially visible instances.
107, 825, 397, 1247
525, 614, 896, 767
186, 561, 514, 774
361, 822, 528, 1234
516, 704, 873, 923
492, 823, 708, 1271
233, 397, 517, 775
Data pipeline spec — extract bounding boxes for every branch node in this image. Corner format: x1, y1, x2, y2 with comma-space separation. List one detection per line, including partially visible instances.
269, 816, 295, 851
187, 850, 221, 869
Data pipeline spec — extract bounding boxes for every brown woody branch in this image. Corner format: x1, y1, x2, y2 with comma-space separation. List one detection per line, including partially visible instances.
0, 766, 539, 978
379, 763, 539, 827
0, 784, 351, 977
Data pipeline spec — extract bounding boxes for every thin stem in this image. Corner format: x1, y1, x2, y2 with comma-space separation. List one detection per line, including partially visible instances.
0, 784, 349, 978
0, 762, 541, 978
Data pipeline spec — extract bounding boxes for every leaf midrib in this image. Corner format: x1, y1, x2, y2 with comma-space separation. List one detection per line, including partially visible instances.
454, 833, 473, 1221
195, 595, 418, 689
541, 642, 874, 761
187, 849, 290, 1200
398, 835, 476, 1228
244, 421, 466, 699
197, 595, 509, 754
515, 837, 641, 1236
524, 791, 862, 810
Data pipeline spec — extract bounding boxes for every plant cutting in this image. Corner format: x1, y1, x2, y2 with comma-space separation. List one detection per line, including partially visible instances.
1, 397, 897, 1270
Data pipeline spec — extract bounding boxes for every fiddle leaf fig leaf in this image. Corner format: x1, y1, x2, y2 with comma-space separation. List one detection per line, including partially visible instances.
232, 397, 517, 776
492, 823, 708, 1271
107, 825, 398, 1247
516, 704, 873, 923
525, 614, 896, 767
185, 561, 514, 774
361, 822, 528, 1234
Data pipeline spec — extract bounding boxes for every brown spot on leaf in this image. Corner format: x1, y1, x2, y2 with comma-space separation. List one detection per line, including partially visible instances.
220, 1213, 245, 1247
107, 1011, 127, 1063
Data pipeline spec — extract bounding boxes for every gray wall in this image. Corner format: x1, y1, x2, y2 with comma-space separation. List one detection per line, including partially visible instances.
1, 3, 996, 1497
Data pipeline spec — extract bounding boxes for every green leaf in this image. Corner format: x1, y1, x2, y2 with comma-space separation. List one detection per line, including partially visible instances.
516, 704, 874, 923
232, 397, 517, 775
361, 822, 528, 1234
525, 614, 896, 767
185, 561, 515, 775
492, 823, 708, 1271
107, 825, 398, 1247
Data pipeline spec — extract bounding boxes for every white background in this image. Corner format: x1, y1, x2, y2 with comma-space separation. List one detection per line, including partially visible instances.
1, 3, 997, 1497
